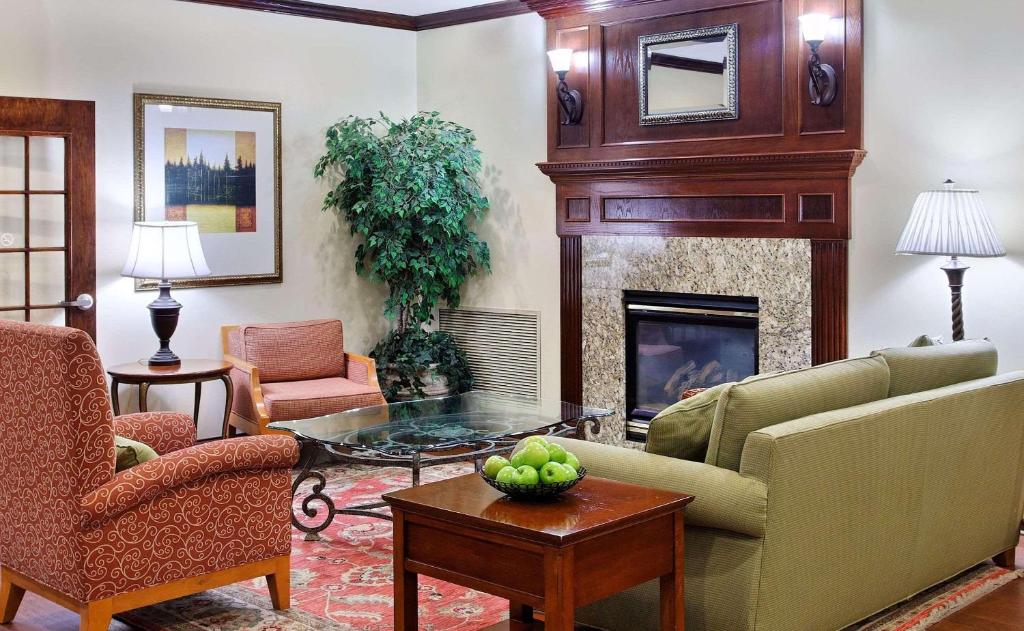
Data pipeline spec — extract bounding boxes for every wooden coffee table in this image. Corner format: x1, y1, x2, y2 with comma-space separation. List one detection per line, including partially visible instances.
383, 473, 693, 631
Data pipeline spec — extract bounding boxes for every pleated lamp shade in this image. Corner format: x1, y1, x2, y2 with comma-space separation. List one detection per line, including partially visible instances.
896, 181, 1006, 258
121, 221, 211, 280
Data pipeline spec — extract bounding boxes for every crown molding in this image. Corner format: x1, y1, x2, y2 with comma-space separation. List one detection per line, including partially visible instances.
520, 0, 667, 18
176, 0, 531, 30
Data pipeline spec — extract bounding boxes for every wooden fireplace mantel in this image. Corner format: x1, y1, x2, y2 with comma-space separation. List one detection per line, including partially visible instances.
534, 0, 865, 404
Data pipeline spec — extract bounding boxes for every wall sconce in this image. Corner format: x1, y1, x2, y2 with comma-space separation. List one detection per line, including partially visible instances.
798, 13, 838, 107
547, 48, 584, 125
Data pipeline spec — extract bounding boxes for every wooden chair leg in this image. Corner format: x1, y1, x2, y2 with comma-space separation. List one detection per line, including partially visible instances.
265, 556, 290, 610
79, 599, 112, 631
993, 546, 1016, 569
0, 569, 26, 624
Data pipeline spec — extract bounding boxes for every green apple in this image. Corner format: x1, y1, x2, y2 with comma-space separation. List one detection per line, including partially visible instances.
539, 461, 569, 484
483, 455, 512, 479
523, 435, 549, 447
514, 465, 540, 486
519, 442, 551, 469
495, 466, 518, 484
545, 442, 568, 464
510, 449, 527, 469
563, 451, 580, 471
561, 463, 578, 481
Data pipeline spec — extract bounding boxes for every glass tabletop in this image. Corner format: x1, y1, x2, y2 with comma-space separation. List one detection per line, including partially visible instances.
268, 391, 611, 456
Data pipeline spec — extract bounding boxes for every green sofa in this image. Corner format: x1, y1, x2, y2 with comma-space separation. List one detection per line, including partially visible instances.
553, 340, 1024, 631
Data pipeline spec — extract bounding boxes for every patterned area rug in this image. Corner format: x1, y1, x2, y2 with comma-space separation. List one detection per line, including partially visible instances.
116, 462, 1021, 631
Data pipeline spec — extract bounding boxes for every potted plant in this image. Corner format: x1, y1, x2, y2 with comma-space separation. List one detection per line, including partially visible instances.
315, 112, 490, 400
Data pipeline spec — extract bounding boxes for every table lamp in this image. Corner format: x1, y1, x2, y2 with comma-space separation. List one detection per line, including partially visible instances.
121, 221, 211, 366
895, 180, 1006, 341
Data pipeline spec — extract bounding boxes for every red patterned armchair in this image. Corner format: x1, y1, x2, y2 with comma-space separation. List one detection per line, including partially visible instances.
0, 321, 299, 630
221, 319, 387, 436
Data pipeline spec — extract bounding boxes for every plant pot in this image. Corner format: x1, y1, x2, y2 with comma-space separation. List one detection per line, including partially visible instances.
385, 363, 451, 401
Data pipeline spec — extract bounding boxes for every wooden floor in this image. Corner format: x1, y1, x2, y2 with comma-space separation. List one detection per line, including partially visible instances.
5, 538, 1023, 630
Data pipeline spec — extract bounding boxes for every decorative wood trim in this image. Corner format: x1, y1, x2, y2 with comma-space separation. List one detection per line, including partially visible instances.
538, 150, 867, 182
417, 1, 532, 29
560, 236, 583, 404
176, 0, 531, 30
523, 0, 665, 18
811, 239, 848, 365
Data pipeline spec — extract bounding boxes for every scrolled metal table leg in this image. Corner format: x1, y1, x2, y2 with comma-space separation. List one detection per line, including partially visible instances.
291, 444, 336, 542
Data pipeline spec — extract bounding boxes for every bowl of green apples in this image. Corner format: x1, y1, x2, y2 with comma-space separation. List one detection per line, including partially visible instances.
480, 435, 586, 500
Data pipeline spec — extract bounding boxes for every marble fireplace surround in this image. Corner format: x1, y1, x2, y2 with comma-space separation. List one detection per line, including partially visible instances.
581, 235, 812, 447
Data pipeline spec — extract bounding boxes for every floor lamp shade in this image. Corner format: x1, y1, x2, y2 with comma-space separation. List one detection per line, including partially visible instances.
895, 181, 1006, 342
122, 221, 210, 366
122, 221, 211, 280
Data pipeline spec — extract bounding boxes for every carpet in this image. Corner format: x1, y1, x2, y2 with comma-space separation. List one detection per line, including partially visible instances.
116, 462, 1021, 630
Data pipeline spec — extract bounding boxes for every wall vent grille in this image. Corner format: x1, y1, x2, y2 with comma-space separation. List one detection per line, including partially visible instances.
438, 307, 541, 399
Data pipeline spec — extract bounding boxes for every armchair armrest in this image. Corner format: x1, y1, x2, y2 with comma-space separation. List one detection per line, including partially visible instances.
81, 436, 299, 528
551, 437, 767, 537
114, 412, 196, 455
224, 352, 270, 424
346, 352, 380, 388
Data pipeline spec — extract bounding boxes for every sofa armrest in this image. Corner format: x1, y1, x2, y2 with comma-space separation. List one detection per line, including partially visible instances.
81, 436, 299, 528
113, 412, 196, 455
551, 437, 767, 537
346, 352, 380, 388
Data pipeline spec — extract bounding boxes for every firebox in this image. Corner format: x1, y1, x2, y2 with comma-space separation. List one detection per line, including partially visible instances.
623, 290, 759, 442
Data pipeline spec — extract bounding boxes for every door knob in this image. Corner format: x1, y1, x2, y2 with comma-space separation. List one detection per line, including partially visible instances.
58, 293, 95, 311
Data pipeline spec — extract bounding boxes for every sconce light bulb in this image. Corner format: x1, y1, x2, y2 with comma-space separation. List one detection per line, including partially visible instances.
798, 13, 831, 46
547, 48, 574, 74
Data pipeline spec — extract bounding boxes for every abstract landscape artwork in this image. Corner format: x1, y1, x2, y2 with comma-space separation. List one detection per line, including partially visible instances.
134, 93, 281, 288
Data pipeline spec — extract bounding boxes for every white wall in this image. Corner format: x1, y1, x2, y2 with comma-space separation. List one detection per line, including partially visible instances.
850, 0, 1024, 369
0, 0, 417, 438
416, 14, 561, 399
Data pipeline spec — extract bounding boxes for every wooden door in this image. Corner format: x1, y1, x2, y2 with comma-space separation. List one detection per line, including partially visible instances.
0, 97, 96, 339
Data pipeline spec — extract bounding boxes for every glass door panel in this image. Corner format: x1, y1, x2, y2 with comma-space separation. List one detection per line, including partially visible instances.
28, 194, 65, 247
0, 136, 23, 190
0, 194, 23, 248
28, 136, 65, 190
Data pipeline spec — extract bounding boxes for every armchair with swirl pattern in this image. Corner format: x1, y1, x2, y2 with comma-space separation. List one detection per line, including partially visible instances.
221, 319, 387, 436
0, 320, 299, 631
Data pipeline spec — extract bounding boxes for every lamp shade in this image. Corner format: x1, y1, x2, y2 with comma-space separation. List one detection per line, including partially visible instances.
895, 181, 1006, 258
547, 48, 574, 73
121, 221, 211, 280
798, 13, 832, 44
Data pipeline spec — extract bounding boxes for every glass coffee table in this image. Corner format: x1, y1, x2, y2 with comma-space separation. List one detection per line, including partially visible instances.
268, 391, 610, 539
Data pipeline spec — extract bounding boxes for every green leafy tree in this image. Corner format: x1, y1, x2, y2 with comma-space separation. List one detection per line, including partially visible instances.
315, 112, 490, 398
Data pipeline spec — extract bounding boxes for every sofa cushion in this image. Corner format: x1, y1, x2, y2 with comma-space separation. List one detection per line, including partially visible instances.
705, 356, 891, 471
646, 383, 731, 461
114, 435, 158, 472
262, 377, 386, 422
871, 339, 997, 397
237, 319, 346, 383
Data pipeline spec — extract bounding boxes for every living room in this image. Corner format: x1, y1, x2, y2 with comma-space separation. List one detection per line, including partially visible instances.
1, 0, 1022, 629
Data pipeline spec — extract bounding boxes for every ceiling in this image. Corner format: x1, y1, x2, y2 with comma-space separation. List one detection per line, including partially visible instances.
313, 0, 498, 15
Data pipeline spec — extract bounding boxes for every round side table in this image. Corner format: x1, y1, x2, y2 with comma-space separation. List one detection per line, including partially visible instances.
107, 360, 233, 435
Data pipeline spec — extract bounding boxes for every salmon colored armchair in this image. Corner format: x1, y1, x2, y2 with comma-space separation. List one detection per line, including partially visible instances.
221, 319, 386, 436
0, 321, 299, 630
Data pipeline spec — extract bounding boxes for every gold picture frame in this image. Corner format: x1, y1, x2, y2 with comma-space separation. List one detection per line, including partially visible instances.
132, 93, 282, 290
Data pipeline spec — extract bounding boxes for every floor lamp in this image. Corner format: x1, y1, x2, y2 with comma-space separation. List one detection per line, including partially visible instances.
895, 180, 1006, 342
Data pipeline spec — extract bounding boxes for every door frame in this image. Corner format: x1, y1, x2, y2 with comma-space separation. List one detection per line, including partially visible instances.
0, 96, 96, 339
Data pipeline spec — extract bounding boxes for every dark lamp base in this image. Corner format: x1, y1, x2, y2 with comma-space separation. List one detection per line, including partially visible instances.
147, 280, 183, 367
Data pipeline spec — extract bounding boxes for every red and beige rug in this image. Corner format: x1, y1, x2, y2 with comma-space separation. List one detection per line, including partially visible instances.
117, 463, 1020, 631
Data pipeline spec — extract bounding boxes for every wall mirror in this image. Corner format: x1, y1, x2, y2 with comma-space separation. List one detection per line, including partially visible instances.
638, 24, 739, 125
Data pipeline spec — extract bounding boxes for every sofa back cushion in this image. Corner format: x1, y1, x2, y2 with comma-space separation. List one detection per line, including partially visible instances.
705, 356, 891, 471
234, 319, 346, 383
871, 339, 997, 397
646, 383, 731, 461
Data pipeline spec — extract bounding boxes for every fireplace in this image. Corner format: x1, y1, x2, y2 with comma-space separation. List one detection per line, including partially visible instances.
624, 290, 759, 441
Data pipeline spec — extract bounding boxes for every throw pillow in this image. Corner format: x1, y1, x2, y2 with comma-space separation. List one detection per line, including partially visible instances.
115, 435, 159, 472
908, 334, 943, 347
646, 382, 731, 461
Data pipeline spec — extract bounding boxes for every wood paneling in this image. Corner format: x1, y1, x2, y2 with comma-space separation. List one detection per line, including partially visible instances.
811, 239, 848, 364
602, 195, 785, 223
560, 237, 583, 405
799, 194, 835, 222
565, 197, 591, 222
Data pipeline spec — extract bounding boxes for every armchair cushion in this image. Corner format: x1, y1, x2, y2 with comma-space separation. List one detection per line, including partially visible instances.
81, 435, 299, 528
113, 411, 196, 455
114, 435, 158, 471
871, 338, 997, 397
262, 377, 386, 421
646, 382, 730, 461
235, 319, 346, 383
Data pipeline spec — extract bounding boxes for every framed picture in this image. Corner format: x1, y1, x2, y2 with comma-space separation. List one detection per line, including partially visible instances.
133, 93, 282, 289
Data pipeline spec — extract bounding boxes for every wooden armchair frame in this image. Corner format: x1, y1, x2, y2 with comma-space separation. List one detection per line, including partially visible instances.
220, 324, 382, 437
